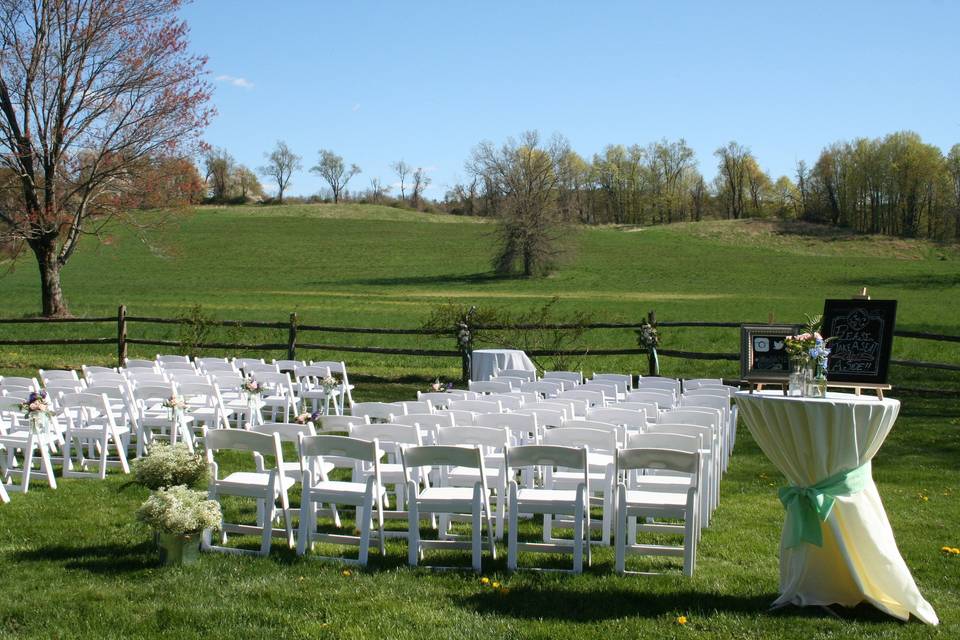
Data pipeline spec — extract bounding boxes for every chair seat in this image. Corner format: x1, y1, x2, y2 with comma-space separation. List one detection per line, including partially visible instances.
417, 486, 481, 506
623, 489, 689, 509
447, 466, 502, 486
515, 488, 580, 504
308, 480, 369, 499
632, 475, 692, 490
219, 472, 296, 491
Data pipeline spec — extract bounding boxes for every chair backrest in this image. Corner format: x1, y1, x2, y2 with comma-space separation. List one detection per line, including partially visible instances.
314, 414, 367, 433
44, 379, 85, 394
235, 357, 266, 369
484, 394, 524, 411
516, 407, 564, 430
543, 371, 583, 385
251, 371, 294, 391
298, 434, 379, 463
617, 447, 700, 478
587, 407, 647, 429
474, 412, 537, 445
626, 431, 700, 451
82, 365, 117, 378
557, 389, 606, 409
660, 408, 720, 430
39, 369, 80, 383
310, 360, 348, 376
448, 399, 502, 414
198, 361, 238, 375
0, 376, 40, 391
242, 362, 280, 376
349, 422, 421, 447
393, 412, 455, 431
582, 381, 620, 397
469, 380, 512, 394
683, 387, 733, 400
435, 409, 478, 426
559, 419, 623, 446
402, 444, 483, 475
251, 421, 315, 443
205, 428, 282, 459
506, 444, 587, 472
167, 372, 212, 385
84, 371, 127, 386
535, 400, 577, 421
352, 402, 403, 422
394, 400, 433, 415
272, 359, 305, 373
436, 425, 509, 450
125, 372, 170, 386
294, 364, 331, 381
499, 369, 536, 381
682, 378, 723, 391
124, 359, 159, 370
613, 401, 659, 418
592, 373, 632, 390
158, 361, 198, 373
635, 377, 682, 395
491, 376, 529, 391
156, 354, 190, 364
58, 392, 115, 427
647, 423, 713, 451
82, 383, 129, 402
625, 390, 674, 409
543, 425, 617, 453
520, 380, 563, 398
681, 395, 729, 416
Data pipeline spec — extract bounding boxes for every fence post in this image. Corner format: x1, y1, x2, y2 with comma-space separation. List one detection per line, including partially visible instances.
117, 304, 127, 368
647, 309, 659, 376
287, 312, 298, 360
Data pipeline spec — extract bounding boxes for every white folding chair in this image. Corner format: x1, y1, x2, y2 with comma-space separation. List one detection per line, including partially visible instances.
520, 380, 563, 398
435, 409, 479, 426
352, 401, 404, 423
0, 398, 58, 493
131, 384, 193, 456
394, 400, 434, 415
592, 373, 633, 391
252, 371, 299, 423
682, 378, 723, 392
484, 394, 524, 411
506, 444, 590, 573
202, 428, 294, 557
296, 434, 385, 564
557, 389, 607, 412
587, 406, 647, 433
436, 424, 510, 538
393, 412, 454, 444
626, 390, 676, 410
469, 380, 512, 394
402, 444, 497, 572
582, 381, 623, 401
294, 364, 339, 416
310, 361, 355, 413
499, 369, 536, 382
616, 447, 701, 576
635, 377, 682, 397
448, 399, 503, 414
39, 369, 80, 383
60, 392, 130, 479
349, 422, 422, 525
647, 421, 717, 525
416, 391, 469, 409
543, 371, 583, 386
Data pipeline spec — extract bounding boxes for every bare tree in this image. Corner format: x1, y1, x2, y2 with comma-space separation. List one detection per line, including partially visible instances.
468, 131, 573, 277
410, 167, 431, 208
204, 147, 235, 201
258, 140, 300, 204
714, 141, 751, 219
233, 166, 264, 201
368, 177, 390, 203
310, 149, 360, 204
392, 159, 410, 200
0, 0, 212, 315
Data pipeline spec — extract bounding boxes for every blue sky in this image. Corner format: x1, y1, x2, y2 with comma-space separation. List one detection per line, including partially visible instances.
181, 0, 960, 199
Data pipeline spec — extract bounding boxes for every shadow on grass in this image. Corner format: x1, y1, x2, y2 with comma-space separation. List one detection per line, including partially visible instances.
14, 541, 157, 575
312, 272, 512, 289
835, 273, 960, 292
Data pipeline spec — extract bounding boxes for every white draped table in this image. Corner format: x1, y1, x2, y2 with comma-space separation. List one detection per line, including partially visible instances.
470, 348, 535, 382
735, 390, 938, 625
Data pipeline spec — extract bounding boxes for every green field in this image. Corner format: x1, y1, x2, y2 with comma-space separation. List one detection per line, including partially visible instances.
0, 204, 958, 638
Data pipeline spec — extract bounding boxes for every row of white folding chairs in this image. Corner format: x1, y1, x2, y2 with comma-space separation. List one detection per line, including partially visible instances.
204, 423, 700, 575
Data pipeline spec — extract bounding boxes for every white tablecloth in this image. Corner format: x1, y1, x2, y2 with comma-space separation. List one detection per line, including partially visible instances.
470, 349, 535, 382
735, 390, 938, 625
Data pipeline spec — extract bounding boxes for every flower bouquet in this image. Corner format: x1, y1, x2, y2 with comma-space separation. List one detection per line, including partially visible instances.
293, 411, 322, 425
136, 485, 221, 565
429, 378, 455, 393
321, 374, 340, 395
241, 376, 265, 396
785, 315, 833, 397
19, 390, 54, 435
635, 319, 660, 376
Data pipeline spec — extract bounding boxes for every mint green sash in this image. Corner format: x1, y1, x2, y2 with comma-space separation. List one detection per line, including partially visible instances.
778, 461, 872, 548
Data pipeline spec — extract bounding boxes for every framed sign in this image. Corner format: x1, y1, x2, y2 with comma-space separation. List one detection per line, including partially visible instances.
740, 324, 800, 382
821, 299, 897, 384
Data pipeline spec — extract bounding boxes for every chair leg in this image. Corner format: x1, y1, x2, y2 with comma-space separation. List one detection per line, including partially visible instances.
112, 427, 130, 474
472, 488, 482, 573
261, 497, 275, 557
573, 493, 584, 574
358, 491, 373, 566
97, 432, 109, 480
407, 492, 420, 567
21, 441, 35, 493
296, 498, 309, 556
615, 485, 627, 574
40, 441, 57, 489
507, 485, 518, 571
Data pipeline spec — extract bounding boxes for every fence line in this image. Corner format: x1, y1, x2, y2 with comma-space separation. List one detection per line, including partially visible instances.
0, 306, 957, 385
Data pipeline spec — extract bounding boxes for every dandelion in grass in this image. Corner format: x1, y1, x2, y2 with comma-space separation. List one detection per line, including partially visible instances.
341, 569, 352, 577
480, 577, 490, 585
677, 615, 688, 625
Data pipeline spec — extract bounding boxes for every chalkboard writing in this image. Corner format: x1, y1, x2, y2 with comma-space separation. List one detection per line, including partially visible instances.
740, 324, 798, 382
821, 299, 897, 384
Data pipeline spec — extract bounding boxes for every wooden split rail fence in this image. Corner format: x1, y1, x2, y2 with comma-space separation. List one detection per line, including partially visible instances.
0, 306, 958, 392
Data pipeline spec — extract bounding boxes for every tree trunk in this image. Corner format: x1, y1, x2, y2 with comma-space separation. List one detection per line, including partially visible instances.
32, 236, 69, 317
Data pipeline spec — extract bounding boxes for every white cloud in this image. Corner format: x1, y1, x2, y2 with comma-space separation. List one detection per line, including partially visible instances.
215, 74, 254, 90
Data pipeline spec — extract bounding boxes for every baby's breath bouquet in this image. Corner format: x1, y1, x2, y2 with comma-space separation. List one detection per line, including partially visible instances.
132, 442, 208, 490
136, 485, 221, 537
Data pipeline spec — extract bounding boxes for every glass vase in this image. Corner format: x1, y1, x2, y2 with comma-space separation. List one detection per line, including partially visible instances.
788, 360, 805, 396
805, 362, 828, 398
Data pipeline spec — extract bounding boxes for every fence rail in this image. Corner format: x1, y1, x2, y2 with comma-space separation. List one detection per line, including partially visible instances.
0, 306, 957, 389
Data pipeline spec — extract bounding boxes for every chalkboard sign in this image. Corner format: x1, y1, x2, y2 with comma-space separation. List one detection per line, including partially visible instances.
821, 299, 897, 384
740, 324, 800, 382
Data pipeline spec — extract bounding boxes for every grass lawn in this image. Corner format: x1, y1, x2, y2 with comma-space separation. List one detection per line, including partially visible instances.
0, 204, 958, 638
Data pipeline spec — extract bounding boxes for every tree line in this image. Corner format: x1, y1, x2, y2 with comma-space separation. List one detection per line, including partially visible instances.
445, 130, 960, 241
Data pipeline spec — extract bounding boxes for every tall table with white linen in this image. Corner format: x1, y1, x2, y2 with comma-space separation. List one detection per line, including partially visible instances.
735, 390, 938, 625
470, 349, 536, 382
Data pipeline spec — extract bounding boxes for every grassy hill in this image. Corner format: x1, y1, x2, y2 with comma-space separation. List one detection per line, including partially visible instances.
1, 203, 957, 386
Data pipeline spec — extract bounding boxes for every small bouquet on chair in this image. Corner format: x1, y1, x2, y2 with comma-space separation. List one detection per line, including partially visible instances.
429, 378, 454, 393
162, 395, 187, 424
320, 374, 340, 395
241, 376, 265, 397
19, 390, 54, 435
294, 411, 322, 425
